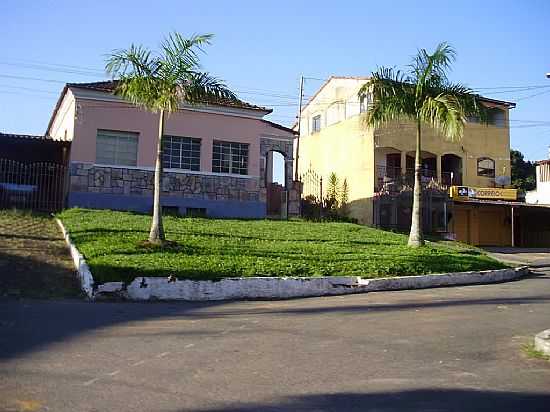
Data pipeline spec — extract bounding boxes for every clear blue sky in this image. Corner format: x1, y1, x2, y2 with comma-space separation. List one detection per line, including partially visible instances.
1, 0, 549, 163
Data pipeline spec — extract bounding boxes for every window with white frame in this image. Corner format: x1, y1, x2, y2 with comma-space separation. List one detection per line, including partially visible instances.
477, 157, 495, 177
312, 115, 321, 133
96, 130, 138, 166
162, 136, 201, 171
212, 140, 249, 175
360, 93, 372, 113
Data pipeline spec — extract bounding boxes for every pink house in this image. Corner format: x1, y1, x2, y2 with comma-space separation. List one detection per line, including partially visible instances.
46, 81, 298, 218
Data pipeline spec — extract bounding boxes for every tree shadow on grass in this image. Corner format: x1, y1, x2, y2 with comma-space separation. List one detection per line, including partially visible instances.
179, 389, 550, 412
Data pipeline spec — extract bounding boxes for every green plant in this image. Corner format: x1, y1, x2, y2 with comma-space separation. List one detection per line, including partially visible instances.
511, 149, 536, 191
522, 343, 550, 361
105, 33, 236, 244
359, 42, 487, 247
339, 178, 350, 217
325, 172, 340, 212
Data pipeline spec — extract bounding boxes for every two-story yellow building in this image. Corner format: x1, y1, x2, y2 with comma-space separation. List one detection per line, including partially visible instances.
296, 76, 527, 246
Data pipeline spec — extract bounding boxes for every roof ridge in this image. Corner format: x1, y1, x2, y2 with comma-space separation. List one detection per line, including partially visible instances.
67, 80, 272, 112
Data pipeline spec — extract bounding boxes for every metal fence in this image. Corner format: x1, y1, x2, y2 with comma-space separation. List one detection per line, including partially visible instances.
0, 158, 68, 212
299, 168, 323, 202
375, 165, 453, 193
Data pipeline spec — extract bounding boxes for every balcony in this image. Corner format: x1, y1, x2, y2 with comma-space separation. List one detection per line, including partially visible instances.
375, 165, 453, 193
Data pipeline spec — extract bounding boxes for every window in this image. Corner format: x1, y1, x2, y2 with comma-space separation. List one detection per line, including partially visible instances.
488, 108, 505, 128
212, 140, 249, 175
96, 130, 138, 166
162, 136, 201, 171
360, 93, 372, 113
468, 108, 506, 127
477, 157, 495, 178
312, 115, 321, 133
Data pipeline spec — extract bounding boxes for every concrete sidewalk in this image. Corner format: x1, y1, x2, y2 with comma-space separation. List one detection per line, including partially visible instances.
483, 247, 550, 267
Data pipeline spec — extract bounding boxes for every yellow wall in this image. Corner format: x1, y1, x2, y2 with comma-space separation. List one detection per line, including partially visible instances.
375, 120, 511, 187
296, 78, 512, 225
298, 115, 375, 224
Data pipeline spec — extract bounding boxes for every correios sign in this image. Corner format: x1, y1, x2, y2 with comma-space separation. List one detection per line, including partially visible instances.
450, 186, 517, 201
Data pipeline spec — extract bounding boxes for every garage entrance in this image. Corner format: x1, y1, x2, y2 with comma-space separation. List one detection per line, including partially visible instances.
451, 200, 550, 247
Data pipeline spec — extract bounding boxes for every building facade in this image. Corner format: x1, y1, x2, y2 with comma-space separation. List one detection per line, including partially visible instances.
47, 82, 298, 218
296, 76, 524, 245
526, 158, 550, 205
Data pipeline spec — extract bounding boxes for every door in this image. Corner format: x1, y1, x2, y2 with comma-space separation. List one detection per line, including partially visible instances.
453, 208, 470, 244
266, 183, 283, 216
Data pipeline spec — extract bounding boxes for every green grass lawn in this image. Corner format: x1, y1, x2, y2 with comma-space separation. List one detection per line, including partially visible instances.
57, 208, 507, 284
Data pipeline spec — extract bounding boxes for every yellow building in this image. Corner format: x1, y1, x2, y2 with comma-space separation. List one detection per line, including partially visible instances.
295, 76, 527, 246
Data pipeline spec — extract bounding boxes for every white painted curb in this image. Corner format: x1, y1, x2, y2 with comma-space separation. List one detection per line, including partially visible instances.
534, 329, 550, 357
55, 218, 530, 302
55, 218, 94, 299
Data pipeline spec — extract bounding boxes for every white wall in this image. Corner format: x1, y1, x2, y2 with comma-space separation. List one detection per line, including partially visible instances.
526, 163, 550, 205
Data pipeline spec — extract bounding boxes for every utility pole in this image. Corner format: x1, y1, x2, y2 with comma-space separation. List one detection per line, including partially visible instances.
294, 75, 304, 181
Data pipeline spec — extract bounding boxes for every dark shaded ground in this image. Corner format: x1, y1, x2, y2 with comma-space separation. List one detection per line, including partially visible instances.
0, 211, 81, 299
1, 269, 549, 411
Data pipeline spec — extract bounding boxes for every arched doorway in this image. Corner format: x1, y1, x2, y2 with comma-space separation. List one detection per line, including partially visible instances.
441, 154, 463, 186
266, 150, 287, 217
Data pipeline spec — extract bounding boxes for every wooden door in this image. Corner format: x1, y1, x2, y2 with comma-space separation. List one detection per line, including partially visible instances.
453, 208, 470, 244
267, 183, 283, 216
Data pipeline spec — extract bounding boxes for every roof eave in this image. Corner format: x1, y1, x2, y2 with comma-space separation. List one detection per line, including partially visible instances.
45, 84, 69, 136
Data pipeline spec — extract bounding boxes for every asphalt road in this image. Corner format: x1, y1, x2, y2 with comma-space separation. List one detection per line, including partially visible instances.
1, 270, 550, 412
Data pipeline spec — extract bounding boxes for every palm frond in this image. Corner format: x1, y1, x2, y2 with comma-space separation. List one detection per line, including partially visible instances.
429, 82, 489, 124
161, 32, 213, 72
411, 42, 456, 90
419, 94, 465, 141
359, 67, 416, 128
179, 72, 237, 104
105, 44, 159, 78
104, 32, 235, 113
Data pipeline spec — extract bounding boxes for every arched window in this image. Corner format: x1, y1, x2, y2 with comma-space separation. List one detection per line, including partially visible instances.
477, 157, 495, 178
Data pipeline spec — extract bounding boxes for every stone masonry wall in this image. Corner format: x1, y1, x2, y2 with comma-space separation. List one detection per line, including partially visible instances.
69, 162, 261, 202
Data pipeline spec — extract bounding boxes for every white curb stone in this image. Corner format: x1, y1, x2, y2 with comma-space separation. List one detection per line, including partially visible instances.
55, 218, 94, 299
534, 329, 550, 357
55, 218, 529, 302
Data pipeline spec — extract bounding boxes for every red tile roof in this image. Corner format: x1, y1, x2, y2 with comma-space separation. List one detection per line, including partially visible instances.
67, 81, 272, 112
46, 81, 275, 135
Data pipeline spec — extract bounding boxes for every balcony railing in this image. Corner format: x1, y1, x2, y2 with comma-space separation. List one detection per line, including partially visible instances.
375, 165, 453, 193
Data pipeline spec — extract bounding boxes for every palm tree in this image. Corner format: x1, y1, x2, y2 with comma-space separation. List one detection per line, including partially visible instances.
359, 42, 487, 247
106, 33, 237, 244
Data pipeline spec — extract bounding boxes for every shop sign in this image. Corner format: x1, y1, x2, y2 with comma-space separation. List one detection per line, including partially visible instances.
450, 186, 517, 201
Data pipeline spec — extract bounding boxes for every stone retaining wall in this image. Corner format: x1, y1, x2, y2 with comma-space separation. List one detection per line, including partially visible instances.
70, 162, 261, 202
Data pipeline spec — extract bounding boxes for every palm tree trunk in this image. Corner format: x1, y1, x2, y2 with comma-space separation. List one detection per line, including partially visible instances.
408, 119, 424, 247
149, 109, 166, 243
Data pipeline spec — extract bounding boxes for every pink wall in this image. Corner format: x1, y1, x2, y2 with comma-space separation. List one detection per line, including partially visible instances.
71, 98, 292, 176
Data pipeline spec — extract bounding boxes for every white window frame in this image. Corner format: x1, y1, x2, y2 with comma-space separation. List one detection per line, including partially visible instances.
162, 135, 201, 171
311, 114, 321, 133
212, 140, 249, 175
477, 157, 496, 178
96, 130, 138, 166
